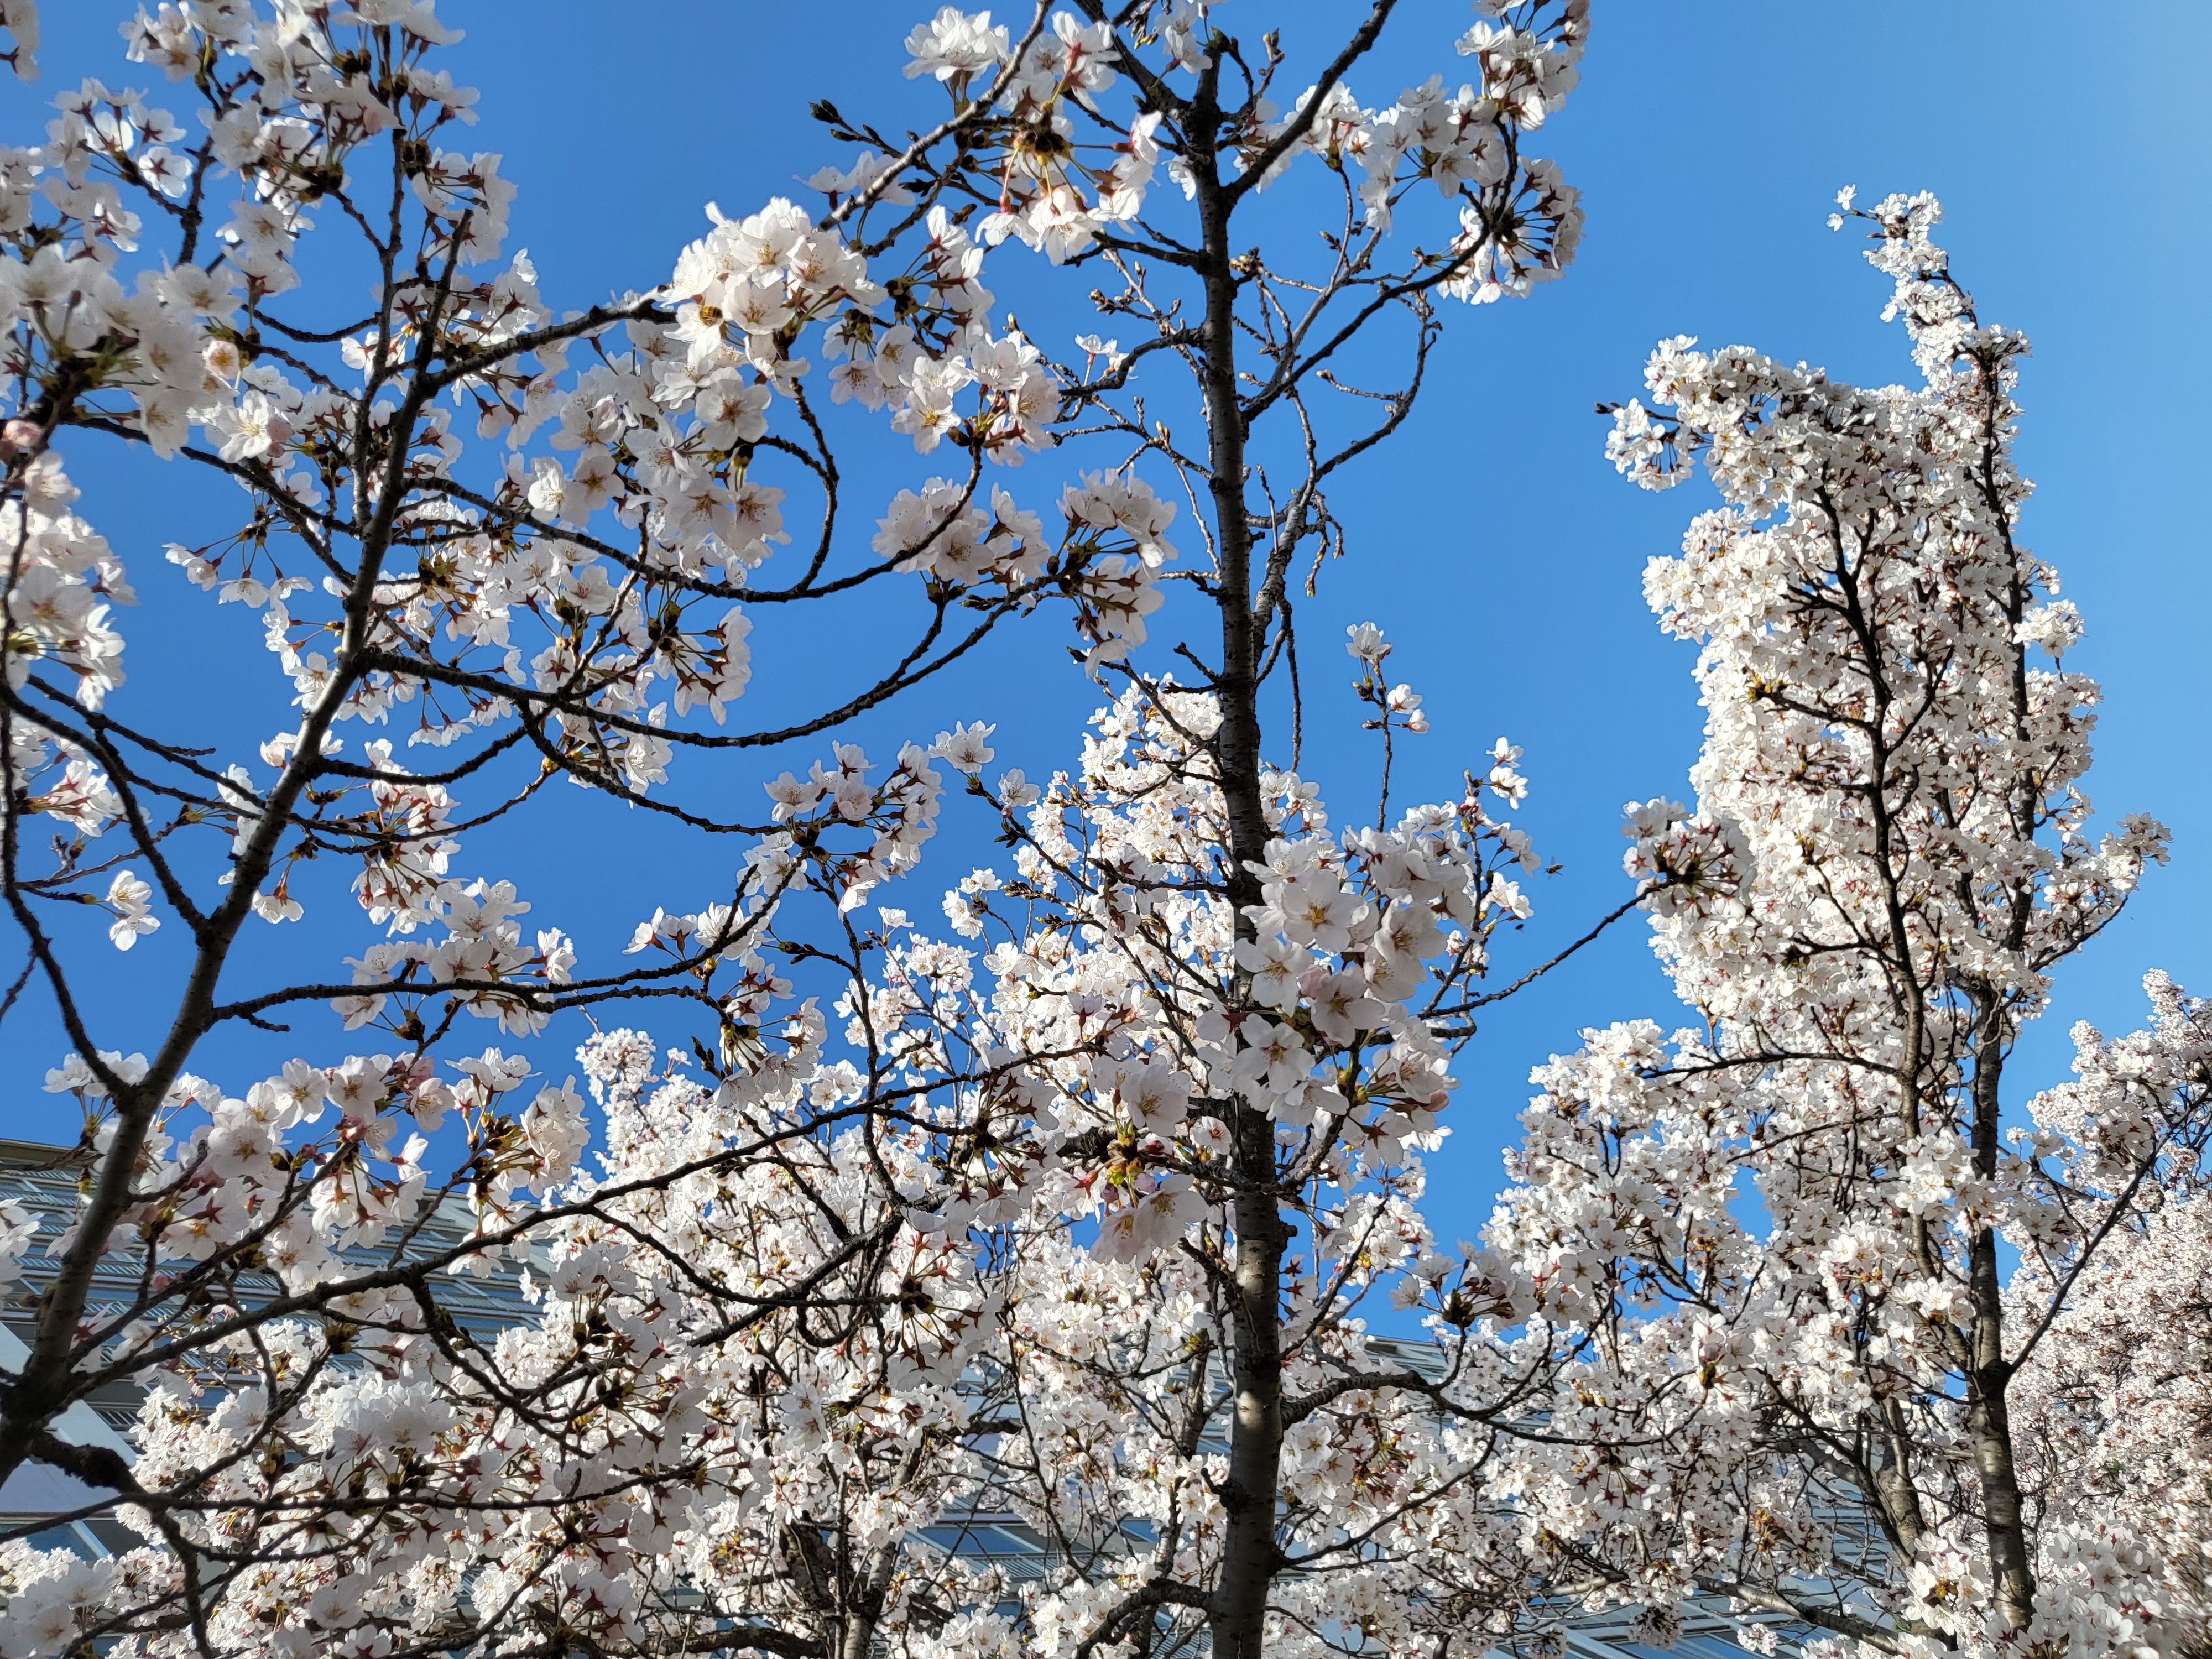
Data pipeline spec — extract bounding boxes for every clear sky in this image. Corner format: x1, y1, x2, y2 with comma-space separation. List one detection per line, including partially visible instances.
4, 1, 2208, 1256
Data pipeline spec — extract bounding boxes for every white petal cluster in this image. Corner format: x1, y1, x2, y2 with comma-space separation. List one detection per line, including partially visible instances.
1250, 0, 1588, 301
0, 446, 131, 707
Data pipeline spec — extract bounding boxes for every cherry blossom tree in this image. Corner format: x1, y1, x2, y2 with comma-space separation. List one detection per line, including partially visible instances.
0, 4, 1609, 1659
1489, 194, 2212, 1659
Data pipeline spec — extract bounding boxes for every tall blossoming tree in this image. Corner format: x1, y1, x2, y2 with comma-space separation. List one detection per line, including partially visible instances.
0, 4, 1614, 1659
1492, 195, 2212, 1659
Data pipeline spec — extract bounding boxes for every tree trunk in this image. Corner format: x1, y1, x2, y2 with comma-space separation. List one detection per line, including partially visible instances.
1189, 76, 1290, 1659
1966, 992, 2036, 1629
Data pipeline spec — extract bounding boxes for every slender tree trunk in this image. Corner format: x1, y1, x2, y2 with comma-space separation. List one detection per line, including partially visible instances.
1190, 80, 1290, 1659
1955, 395, 2041, 1631
1848, 468, 2039, 1632
1966, 993, 2036, 1629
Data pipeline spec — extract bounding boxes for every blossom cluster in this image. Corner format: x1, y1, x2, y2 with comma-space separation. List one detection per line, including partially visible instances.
1258, 1, 1588, 300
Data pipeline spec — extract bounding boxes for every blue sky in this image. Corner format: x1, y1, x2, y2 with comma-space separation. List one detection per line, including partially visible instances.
4, 1, 2208, 1256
